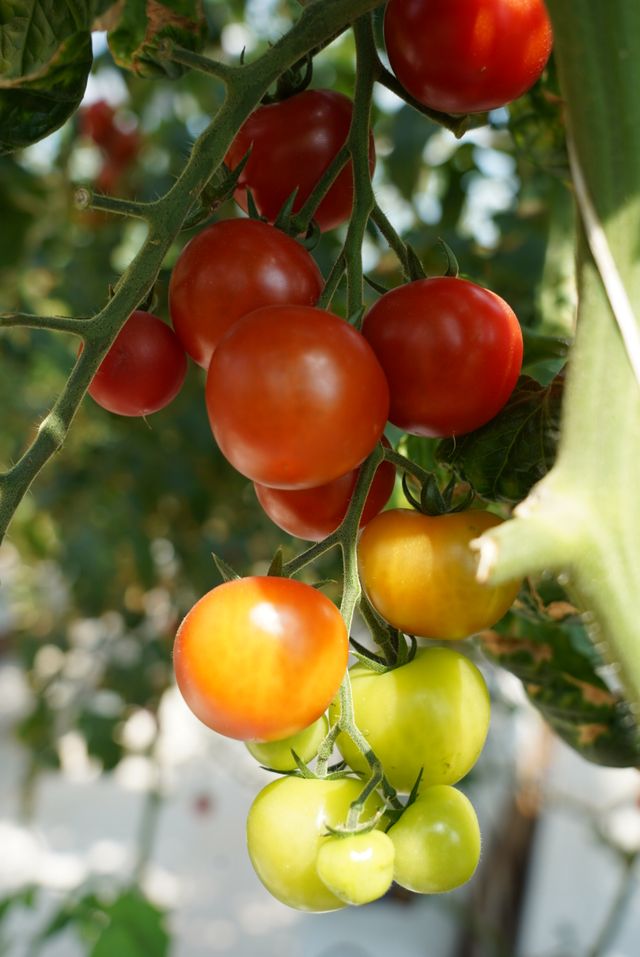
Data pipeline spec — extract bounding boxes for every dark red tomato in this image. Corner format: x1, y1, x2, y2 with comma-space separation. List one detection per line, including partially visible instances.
384, 0, 553, 114
206, 305, 390, 489
80, 100, 116, 147
224, 90, 376, 232
87, 310, 187, 416
362, 277, 523, 437
168, 218, 323, 369
254, 438, 396, 541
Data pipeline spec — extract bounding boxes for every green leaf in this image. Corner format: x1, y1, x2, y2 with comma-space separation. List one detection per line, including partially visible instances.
479, 583, 640, 768
107, 0, 207, 78
436, 374, 563, 504
90, 890, 170, 957
0, 1, 93, 154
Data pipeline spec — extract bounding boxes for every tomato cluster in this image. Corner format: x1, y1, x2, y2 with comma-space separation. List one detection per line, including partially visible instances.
79, 99, 140, 193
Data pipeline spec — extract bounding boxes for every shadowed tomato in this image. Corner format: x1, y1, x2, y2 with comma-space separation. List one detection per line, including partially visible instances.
384, 0, 553, 114
173, 576, 348, 741
87, 310, 187, 416
225, 89, 375, 232
206, 305, 390, 489
254, 439, 396, 541
168, 218, 323, 369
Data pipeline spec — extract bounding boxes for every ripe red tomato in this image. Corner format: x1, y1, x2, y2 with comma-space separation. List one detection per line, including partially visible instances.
173, 576, 348, 741
362, 277, 523, 437
168, 218, 323, 369
80, 100, 116, 147
253, 439, 396, 541
206, 305, 390, 489
225, 90, 376, 232
87, 310, 187, 416
384, 0, 553, 114
357, 508, 522, 639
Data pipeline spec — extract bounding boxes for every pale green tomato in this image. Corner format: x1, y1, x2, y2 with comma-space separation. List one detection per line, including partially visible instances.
330, 646, 490, 792
389, 785, 481, 894
246, 776, 382, 912
316, 830, 395, 905
245, 715, 328, 771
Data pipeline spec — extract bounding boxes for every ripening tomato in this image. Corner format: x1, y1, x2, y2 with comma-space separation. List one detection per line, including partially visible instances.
244, 715, 328, 772
362, 277, 523, 437
330, 646, 490, 792
168, 219, 323, 369
206, 305, 390, 489
384, 0, 553, 115
86, 310, 187, 416
389, 786, 481, 893
253, 439, 396, 541
357, 508, 522, 639
225, 89, 376, 232
316, 830, 395, 906
247, 776, 383, 911
173, 576, 348, 741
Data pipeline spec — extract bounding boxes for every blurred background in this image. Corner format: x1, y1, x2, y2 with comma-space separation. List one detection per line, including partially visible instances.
1, 2, 639, 955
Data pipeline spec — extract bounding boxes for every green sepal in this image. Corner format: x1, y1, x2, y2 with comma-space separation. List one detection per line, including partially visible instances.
211, 552, 240, 583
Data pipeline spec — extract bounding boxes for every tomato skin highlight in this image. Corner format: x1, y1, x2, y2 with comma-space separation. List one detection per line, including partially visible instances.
330, 646, 491, 792
362, 277, 523, 437
173, 576, 348, 741
225, 89, 375, 232
206, 305, 390, 489
389, 785, 481, 893
357, 508, 522, 639
87, 310, 187, 416
247, 776, 383, 911
253, 440, 396, 541
168, 218, 323, 369
384, 0, 553, 115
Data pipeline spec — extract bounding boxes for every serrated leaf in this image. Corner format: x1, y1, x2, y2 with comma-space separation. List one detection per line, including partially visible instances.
479, 583, 640, 768
107, 0, 207, 78
0, 1, 93, 153
437, 374, 563, 504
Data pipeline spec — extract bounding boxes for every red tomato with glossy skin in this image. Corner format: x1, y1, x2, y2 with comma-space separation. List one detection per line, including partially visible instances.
225, 90, 376, 232
362, 277, 523, 437
87, 310, 187, 416
173, 576, 348, 741
206, 305, 390, 489
384, 0, 553, 115
168, 218, 323, 369
253, 439, 396, 541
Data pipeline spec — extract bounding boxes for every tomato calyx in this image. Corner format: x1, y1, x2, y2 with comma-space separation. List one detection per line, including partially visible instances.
261, 52, 314, 105
402, 471, 475, 517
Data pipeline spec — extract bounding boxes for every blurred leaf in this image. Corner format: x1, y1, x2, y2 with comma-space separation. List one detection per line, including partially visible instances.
385, 106, 435, 201
437, 373, 563, 504
0, 2, 93, 153
77, 709, 124, 771
479, 582, 640, 768
108, 0, 207, 78
90, 890, 170, 957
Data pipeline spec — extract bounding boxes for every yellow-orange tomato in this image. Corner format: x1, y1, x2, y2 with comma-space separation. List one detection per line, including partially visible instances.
357, 508, 521, 639
173, 577, 348, 741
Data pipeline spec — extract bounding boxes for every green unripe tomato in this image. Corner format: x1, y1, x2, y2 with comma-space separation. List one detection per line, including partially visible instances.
330, 646, 490, 792
316, 830, 395, 905
246, 776, 382, 912
245, 715, 328, 771
389, 785, 481, 894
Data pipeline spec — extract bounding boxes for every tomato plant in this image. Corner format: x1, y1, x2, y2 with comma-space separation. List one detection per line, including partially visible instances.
168, 218, 323, 369
362, 277, 523, 437
205, 305, 390, 489
357, 508, 522, 639
384, 0, 553, 114
224, 89, 376, 231
173, 576, 348, 741
86, 310, 187, 417
253, 438, 396, 541
330, 646, 491, 792
315, 830, 395, 906
389, 785, 481, 893
246, 776, 383, 912
244, 715, 328, 772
